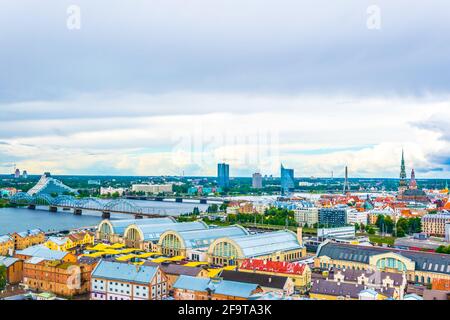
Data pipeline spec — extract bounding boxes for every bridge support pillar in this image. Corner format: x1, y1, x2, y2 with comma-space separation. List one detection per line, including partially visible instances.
49, 206, 58, 212
74, 209, 82, 216
200, 199, 207, 204
135, 214, 143, 219
155, 197, 164, 201
175, 198, 183, 203
102, 211, 111, 219
28, 204, 36, 210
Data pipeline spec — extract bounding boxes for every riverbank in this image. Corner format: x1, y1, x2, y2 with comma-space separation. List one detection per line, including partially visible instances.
0, 199, 13, 208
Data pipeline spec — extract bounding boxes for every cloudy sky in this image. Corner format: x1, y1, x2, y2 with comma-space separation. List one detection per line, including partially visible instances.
1, 0, 450, 178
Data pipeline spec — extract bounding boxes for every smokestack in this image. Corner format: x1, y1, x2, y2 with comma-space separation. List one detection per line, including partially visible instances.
343, 166, 349, 194
297, 227, 303, 246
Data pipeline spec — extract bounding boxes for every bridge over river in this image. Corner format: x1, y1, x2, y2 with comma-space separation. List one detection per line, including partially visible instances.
8, 193, 177, 219
124, 195, 225, 204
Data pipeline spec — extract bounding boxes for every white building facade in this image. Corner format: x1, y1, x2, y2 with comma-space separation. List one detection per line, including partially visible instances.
131, 184, 173, 194
91, 260, 168, 300
100, 187, 126, 196
294, 207, 319, 227
346, 209, 368, 226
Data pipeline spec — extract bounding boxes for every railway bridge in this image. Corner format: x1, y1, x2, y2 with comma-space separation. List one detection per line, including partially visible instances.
9, 193, 169, 219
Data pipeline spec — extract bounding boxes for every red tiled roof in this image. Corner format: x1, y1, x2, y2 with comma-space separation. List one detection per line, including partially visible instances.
239, 259, 307, 275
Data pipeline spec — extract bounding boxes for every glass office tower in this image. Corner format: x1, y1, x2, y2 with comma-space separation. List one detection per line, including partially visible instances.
217, 163, 230, 188
280, 164, 295, 196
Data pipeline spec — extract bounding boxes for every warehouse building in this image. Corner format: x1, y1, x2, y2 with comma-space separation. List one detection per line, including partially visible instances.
315, 241, 450, 286
207, 228, 306, 266
122, 221, 208, 250
96, 217, 176, 243
157, 225, 249, 260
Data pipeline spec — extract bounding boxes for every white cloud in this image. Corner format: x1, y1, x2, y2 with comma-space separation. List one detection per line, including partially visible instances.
1, 92, 450, 177
1, 1, 450, 178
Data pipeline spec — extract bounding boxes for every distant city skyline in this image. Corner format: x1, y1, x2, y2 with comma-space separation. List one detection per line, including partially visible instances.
1, 1, 450, 178
2, 150, 450, 180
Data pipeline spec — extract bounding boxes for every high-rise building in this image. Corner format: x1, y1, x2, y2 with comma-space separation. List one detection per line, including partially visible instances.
280, 164, 295, 196
252, 173, 263, 189
217, 163, 230, 188
399, 149, 408, 193
22, 170, 28, 179
14, 168, 20, 179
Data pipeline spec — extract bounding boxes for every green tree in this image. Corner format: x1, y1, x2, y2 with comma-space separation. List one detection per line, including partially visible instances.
436, 245, 450, 254
375, 215, 385, 229
396, 217, 421, 237
111, 192, 120, 199
0, 265, 6, 290
207, 204, 219, 213
376, 215, 394, 234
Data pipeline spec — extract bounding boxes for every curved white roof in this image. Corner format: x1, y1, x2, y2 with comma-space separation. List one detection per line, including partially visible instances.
227, 230, 302, 258
105, 217, 175, 235
134, 221, 208, 241
171, 226, 249, 249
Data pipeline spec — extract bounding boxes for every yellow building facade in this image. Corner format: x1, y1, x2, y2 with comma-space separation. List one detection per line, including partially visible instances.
315, 242, 450, 286
0, 235, 14, 256
11, 229, 45, 251
44, 231, 94, 252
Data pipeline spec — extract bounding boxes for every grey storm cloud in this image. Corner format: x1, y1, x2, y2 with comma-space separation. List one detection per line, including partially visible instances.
411, 115, 450, 168
2, 0, 450, 177
1, 0, 450, 103
412, 117, 450, 141
416, 167, 445, 173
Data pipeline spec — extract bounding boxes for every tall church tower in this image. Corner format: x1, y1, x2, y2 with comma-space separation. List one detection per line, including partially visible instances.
409, 169, 418, 190
399, 149, 408, 193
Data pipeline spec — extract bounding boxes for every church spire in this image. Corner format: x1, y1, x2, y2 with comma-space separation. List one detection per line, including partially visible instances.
399, 149, 408, 193
409, 168, 417, 190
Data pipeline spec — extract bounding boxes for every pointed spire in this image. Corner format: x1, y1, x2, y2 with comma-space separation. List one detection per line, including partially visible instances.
409, 168, 417, 190
399, 149, 407, 192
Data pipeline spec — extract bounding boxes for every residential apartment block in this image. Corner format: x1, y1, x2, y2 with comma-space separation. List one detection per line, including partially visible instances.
0, 235, 14, 256
294, 207, 319, 227
44, 231, 94, 252
173, 275, 263, 300
315, 241, 450, 286
23, 257, 95, 297
131, 184, 173, 194
0, 256, 23, 285
10, 229, 45, 251
91, 260, 169, 300
422, 213, 450, 237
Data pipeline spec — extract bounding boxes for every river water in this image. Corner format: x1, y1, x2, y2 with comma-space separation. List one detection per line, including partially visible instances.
0, 200, 209, 234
